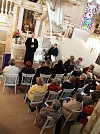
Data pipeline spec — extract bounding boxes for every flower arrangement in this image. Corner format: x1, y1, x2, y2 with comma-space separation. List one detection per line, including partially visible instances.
13, 30, 20, 38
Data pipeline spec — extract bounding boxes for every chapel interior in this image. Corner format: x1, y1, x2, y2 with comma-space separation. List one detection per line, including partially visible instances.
0, 0, 100, 134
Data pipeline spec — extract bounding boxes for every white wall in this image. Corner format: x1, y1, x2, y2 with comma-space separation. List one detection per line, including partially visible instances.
57, 28, 100, 75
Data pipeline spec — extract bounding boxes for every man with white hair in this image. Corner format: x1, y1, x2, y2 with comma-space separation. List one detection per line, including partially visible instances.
3, 59, 19, 74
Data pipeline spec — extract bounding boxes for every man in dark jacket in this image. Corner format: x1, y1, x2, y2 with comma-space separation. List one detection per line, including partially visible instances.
45, 43, 58, 61
24, 32, 38, 64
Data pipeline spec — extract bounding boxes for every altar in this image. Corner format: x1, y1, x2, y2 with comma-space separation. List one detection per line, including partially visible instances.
11, 43, 44, 62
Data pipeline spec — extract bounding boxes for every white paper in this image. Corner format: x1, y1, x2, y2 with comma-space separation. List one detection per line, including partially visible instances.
51, 55, 55, 62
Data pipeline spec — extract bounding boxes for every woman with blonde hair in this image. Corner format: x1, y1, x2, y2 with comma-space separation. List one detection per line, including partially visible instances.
28, 77, 48, 101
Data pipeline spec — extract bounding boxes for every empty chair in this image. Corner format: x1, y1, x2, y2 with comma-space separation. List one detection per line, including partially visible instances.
34, 115, 57, 134
2, 73, 18, 94
40, 74, 51, 84
62, 109, 83, 130
59, 88, 75, 101
26, 92, 47, 113
46, 90, 62, 103
21, 73, 35, 86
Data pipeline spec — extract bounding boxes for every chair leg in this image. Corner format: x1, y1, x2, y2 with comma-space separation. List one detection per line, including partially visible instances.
15, 85, 16, 94
62, 119, 67, 130
2, 84, 5, 94
24, 94, 28, 103
33, 115, 37, 125
53, 126, 55, 134
28, 108, 30, 114
40, 128, 44, 134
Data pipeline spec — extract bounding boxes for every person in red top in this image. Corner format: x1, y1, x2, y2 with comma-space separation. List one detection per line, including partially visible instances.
48, 78, 62, 92
79, 98, 98, 127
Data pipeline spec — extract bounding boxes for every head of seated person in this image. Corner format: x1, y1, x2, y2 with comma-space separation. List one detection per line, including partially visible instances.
45, 59, 52, 68
39, 61, 45, 68
89, 91, 98, 100
57, 60, 63, 67
70, 55, 75, 61
52, 78, 61, 86
88, 64, 95, 71
36, 77, 44, 86
51, 99, 61, 111
48, 78, 62, 92
9, 59, 15, 66
68, 76, 75, 83
87, 72, 93, 79
25, 61, 32, 68
75, 93, 83, 103
79, 73, 87, 81
77, 57, 83, 63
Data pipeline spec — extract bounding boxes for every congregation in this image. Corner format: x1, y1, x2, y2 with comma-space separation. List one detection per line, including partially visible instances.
2, 53, 100, 134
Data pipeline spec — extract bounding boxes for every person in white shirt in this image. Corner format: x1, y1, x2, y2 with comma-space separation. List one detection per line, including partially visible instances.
3, 59, 19, 74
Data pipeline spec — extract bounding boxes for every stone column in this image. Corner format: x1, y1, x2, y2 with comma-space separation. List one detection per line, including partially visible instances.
34, 19, 41, 37
12, 5, 20, 31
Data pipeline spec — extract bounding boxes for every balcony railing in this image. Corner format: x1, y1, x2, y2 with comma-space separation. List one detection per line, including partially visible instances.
0, 0, 16, 15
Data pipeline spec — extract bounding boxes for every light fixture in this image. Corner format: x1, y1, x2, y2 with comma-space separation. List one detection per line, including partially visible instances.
86, 37, 100, 53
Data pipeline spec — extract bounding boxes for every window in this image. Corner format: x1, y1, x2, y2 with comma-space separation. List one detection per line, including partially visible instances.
80, 2, 99, 31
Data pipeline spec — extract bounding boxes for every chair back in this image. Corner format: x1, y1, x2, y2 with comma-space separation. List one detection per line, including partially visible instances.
30, 92, 47, 105
34, 115, 57, 134
46, 90, 62, 103
73, 86, 85, 97
59, 88, 75, 101
40, 74, 51, 84
56, 74, 64, 79
3, 73, 18, 86
69, 109, 83, 120
21, 73, 35, 86
42, 116, 57, 128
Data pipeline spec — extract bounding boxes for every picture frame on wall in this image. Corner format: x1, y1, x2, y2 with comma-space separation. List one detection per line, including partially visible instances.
64, 24, 74, 39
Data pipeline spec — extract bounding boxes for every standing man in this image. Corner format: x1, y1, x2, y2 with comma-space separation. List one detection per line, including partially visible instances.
24, 32, 38, 64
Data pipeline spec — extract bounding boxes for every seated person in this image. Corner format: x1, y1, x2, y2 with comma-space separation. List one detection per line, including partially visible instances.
71, 73, 87, 95
34, 99, 62, 127
18, 61, 35, 85
45, 43, 58, 61
48, 78, 62, 92
3, 59, 19, 74
28, 77, 48, 102
35, 60, 53, 78
85, 72, 93, 84
62, 76, 75, 89
62, 93, 83, 117
52, 60, 64, 78
74, 57, 83, 71
80, 98, 98, 127
64, 55, 75, 73
94, 84, 100, 98
83, 64, 95, 74
83, 91, 98, 107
